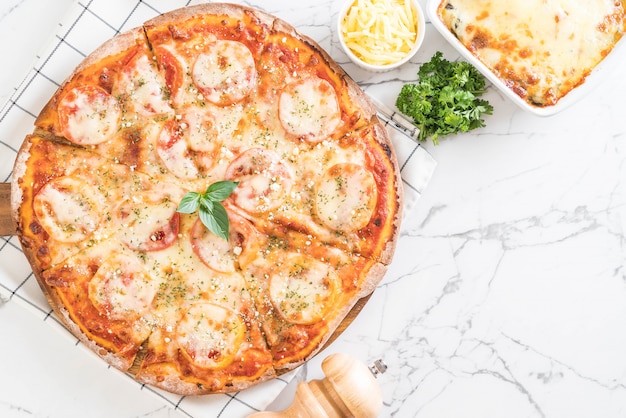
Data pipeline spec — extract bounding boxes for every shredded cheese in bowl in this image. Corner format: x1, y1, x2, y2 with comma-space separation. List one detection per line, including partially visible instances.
339, 0, 424, 70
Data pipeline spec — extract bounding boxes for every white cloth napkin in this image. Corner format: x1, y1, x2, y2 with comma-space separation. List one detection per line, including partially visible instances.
0, 0, 435, 415
371, 96, 437, 213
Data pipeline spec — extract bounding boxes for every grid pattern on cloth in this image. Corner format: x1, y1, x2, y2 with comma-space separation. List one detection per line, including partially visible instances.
0, 0, 435, 416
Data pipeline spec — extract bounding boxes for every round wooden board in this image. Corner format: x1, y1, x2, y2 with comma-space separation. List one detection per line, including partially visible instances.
0, 183, 12, 236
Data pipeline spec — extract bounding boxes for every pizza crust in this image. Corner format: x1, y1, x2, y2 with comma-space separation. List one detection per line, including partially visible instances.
65, 29, 141, 84
11, 3, 403, 395
368, 122, 404, 265
34, 30, 142, 137
134, 358, 277, 396
144, 2, 256, 27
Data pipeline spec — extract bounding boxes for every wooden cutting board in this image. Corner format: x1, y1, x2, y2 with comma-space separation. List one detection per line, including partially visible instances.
0, 183, 12, 236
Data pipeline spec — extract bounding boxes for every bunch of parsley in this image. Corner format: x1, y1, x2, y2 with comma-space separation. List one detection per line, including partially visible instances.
396, 51, 493, 144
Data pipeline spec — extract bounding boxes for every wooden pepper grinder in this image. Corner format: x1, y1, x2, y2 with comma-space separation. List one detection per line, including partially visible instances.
249, 353, 387, 418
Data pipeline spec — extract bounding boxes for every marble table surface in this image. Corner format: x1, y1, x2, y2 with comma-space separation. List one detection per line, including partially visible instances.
2, 0, 626, 417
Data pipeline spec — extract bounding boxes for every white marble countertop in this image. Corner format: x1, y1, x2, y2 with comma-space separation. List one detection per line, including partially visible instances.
2, 0, 626, 417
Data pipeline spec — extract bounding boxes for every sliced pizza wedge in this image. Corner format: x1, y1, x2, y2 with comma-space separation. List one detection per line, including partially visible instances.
240, 224, 386, 369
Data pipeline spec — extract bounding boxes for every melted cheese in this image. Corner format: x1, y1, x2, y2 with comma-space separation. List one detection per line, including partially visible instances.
156, 124, 200, 179
156, 107, 221, 180
315, 163, 377, 232
225, 148, 294, 214
176, 303, 245, 369
33, 176, 103, 243
278, 77, 341, 143
190, 217, 237, 273
116, 53, 172, 116
113, 188, 181, 252
88, 253, 158, 320
439, 0, 626, 106
192, 40, 257, 106
268, 252, 339, 325
59, 86, 121, 145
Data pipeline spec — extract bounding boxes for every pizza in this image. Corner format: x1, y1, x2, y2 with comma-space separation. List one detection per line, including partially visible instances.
11, 3, 402, 395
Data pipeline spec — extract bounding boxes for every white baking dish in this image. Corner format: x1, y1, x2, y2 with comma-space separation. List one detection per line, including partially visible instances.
426, 0, 626, 117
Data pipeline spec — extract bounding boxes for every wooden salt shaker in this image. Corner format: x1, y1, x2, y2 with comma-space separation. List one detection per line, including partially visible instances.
249, 353, 386, 418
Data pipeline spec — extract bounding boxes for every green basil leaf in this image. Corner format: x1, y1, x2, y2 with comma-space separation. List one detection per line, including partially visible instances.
199, 201, 229, 240
178, 181, 238, 241
205, 180, 239, 202
199, 194, 214, 210
176, 192, 201, 214
212, 201, 230, 238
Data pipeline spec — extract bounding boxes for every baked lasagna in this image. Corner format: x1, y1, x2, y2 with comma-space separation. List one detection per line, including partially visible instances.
438, 0, 626, 107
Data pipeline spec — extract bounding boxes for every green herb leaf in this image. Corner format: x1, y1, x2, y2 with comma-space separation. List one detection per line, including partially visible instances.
177, 180, 239, 240
199, 201, 230, 240
205, 180, 240, 201
199, 195, 215, 213
176, 192, 201, 214
395, 51, 493, 144
202, 201, 230, 240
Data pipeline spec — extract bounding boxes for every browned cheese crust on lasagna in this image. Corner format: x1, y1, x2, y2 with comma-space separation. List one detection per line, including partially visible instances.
438, 0, 626, 106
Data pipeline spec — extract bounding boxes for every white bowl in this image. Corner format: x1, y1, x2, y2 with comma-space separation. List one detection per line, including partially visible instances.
337, 0, 425, 72
426, 0, 626, 116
